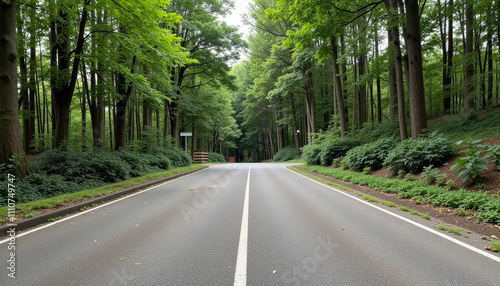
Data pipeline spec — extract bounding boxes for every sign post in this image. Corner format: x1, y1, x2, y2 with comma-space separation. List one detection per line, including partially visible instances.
180, 132, 192, 153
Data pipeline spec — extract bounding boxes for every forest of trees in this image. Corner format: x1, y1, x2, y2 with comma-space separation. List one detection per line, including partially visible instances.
2, 0, 500, 174
232, 0, 500, 161
0, 0, 243, 177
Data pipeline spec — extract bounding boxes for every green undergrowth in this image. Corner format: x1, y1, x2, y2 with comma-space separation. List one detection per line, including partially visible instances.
288, 166, 431, 220
296, 164, 500, 224
491, 240, 500, 252
436, 224, 463, 236
0, 165, 206, 223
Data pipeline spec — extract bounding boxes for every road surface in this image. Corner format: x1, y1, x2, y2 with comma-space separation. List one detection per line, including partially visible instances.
1, 163, 499, 285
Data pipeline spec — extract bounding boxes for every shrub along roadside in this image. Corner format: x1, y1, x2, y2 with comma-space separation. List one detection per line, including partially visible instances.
0, 165, 206, 223
299, 164, 500, 224
274, 146, 301, 162
383, 132, 454, 174
0, 147, 192, 206
344, 136, 399, 172
208, 152, 226, 162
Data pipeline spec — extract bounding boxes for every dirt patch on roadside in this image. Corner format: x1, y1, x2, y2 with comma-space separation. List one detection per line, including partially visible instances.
296, 167, 500, 239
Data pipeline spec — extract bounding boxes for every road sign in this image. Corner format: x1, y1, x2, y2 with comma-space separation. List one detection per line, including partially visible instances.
180, 132, 192, 136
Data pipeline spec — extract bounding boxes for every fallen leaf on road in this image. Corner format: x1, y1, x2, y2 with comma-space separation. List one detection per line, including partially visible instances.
373, 257, 379, 260
485, 246, 493, 251
119, 257, 127, 260
136, 225, 139, 227
190, 187, 197, 191
135, 263, 141, 266
491, 235, 498, 239
272, 270, 277, 274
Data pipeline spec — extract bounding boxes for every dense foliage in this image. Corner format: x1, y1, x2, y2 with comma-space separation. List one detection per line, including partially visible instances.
273, 146, 301, 162
319, 137, 359, 166
383, 132, 454, 174
344, 137, 399, 172
208, 152, 226, 162
0, 147, 190, 206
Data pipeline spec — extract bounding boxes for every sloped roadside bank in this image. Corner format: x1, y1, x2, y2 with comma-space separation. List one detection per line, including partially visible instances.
292, 166, 500, 239
0, 165, 208, 237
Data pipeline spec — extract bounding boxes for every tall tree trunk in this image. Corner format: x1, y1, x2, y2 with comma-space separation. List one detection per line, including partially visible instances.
114, 55, 136, 150
352, 56, 357, 135
487, 23, 493, 105
358, 53, 367, 130
405, 0, 428, 138
163, 99, 170, 144
438, 0, 452, 115
170, 100, 180, 147
80, 81, 86, 150
331, 36, 347, 137
303, 62, 315, 144
18, 12, 31, 153
464, 0, 475, 111
52, 0, 91, 148
388, 28, 397, 122
0, 0, 30, 176
290, 94, 300, 151
128, 103, 134, 141
340, 35, 349, 126
445, 0, 454, 114
95, 10, 106, 149
375, 28, 382, 123
28, 20, 36, 153
386, 0, 408, 141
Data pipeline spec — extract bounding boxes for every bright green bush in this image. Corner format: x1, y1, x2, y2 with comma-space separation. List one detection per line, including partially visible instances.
208, 152, 226, 162
0, 146, 192, 206
344, 136, 399, 172
150, 147, 191, 168
33, 148, 130, 183
383, 132, 453, 174
302, 144, 323, 165
274, 146, 301, 162
319, 137, 358, 166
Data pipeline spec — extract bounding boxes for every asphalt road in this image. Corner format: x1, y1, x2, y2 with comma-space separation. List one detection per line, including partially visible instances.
1, 163, 499, 286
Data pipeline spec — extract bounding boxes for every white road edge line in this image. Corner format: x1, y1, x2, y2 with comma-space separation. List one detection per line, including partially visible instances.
234, 166, 251, 286
0, 167, 208, 245
286, 167, 500, 263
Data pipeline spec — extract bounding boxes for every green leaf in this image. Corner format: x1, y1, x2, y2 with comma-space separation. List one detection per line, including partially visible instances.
476, 161, 488, 170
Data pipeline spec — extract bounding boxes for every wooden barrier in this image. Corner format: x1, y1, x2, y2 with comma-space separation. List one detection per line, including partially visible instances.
193, 151, 209, 163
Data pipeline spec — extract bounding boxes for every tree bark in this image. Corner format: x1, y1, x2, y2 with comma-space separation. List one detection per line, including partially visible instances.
464, 0, 475, 111
388, 28, 397, 122
290, 93, 300, 151
331, 36, 347, 137
340, 35, 349, 126
358, 53, 367, 130
445, 0, 454, 114
303, 62, 316, 144
0, 0, 30, 176
52, 0, 91, 148
375, 28, 382, 124
405, 0, 428, 138
385, 0, 408, 141
114, 55, 136, 150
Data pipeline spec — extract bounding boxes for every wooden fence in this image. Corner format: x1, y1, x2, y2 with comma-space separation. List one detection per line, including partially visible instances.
193, 151, 209, 163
